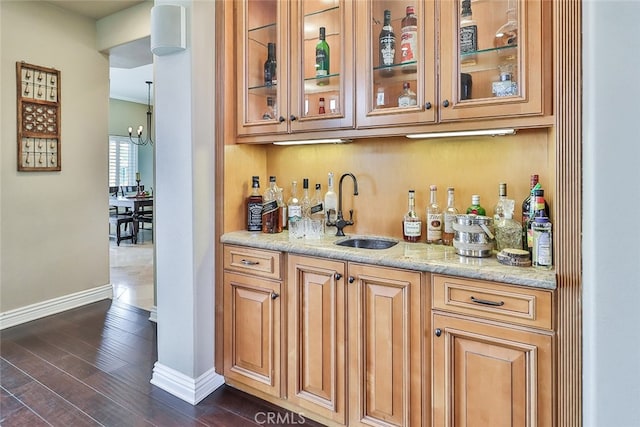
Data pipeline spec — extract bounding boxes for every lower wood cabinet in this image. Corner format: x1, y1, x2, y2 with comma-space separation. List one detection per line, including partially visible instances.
223, 246, 283, 398
347, 263, 423, 427
287, 255, 348, 424
432, 275, 554, 427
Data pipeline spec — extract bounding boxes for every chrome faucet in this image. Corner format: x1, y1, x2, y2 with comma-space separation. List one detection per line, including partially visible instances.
327, 172, 358, 236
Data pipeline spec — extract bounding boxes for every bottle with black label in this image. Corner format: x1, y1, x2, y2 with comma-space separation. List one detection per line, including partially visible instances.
262, 176, 282, 233
460, 0, 477, 65
246, 176, 262, 232
264, 42, 277, 86
379, 9, 396, 76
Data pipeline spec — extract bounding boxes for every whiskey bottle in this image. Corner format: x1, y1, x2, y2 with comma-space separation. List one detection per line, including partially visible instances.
442, 187, 458, 246
324, 172, 338, 235
460, 0, 477, 65
379, 9, 396, 76
264, 42, 277, 86
426, 185, 443, 244
400, 6, 418, 73
403, 190, 422, 242
398, 82, 417, 107
246, 176, 262, 232
262, 176, 282, 234
315, 27, 330, 85
521, 174, 549, 249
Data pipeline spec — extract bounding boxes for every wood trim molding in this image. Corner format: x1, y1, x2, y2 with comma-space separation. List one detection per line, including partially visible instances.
553, 1, 583, 425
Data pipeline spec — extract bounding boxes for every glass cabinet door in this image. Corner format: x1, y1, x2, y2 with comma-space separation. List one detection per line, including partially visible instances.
355, 0, 436, 128
439, 0, 550, 121
289, 0, 354, 132
236, 0, 288, 136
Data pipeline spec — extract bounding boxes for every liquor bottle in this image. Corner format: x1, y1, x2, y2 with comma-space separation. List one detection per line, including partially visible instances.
262, 176, 282, 233
525, 188, 549, 255
532, 216, 552, 268
288, 180, 303, 238
264, 42, 277, 86
262, 97, 276, 120
301, 178, 312, 220
521, 174, 549, 249
426, 185, 443, 244
324, 172, 338, 235
246, 176, 262, 232
308, 183, 325, 238
442, 187, 458, 246
494, 199, 522, 251
319, 97, 326, 114
460, 0, 477, 65
398, 82, 417, 107
493, 182, 508, 222
494, 4, 518, 48
403, 190, 422, 242
315, 27, 330, 85
400, 6, 418, 73
379, 9, 396, 76
466, 194, 486, 216
275, 182, 287, 230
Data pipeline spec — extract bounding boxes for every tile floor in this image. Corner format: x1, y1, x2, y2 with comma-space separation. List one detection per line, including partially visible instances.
110, 229, 154, 311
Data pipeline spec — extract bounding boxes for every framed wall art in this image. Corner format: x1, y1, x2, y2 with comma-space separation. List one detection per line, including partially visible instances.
16, 61, 61, 171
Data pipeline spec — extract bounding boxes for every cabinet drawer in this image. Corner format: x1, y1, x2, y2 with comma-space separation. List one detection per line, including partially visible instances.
223, 245, 282, 280
432, 275, 552, 330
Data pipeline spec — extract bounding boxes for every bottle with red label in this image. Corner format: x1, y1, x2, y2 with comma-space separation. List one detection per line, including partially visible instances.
400, 6, 418, 73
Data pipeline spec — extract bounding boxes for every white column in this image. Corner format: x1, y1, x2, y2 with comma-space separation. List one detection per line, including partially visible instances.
150, 0, 223, 404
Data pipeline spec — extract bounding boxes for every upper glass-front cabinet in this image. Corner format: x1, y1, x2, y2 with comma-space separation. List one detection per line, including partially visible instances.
355, 0, 437, 127
439, 0, 551, 121
236, 0, 353, 138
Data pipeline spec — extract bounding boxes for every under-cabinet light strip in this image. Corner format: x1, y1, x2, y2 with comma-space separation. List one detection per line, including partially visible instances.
273, 138, 350, 146
406, 128, 516, 139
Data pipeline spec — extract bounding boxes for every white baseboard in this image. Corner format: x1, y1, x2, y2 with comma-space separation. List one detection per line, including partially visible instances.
150, 362, 225, 405
149, 305, 157, 323
0, 284, 113, 330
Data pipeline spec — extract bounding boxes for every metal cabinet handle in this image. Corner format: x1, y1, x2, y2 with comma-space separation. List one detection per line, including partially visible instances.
435, 328, 442, 337
240, 259, 259, 266
425, 102, 432, 110
470, 296, 505, 306
271, 292, 280, 300
278, 116, 285, 123
442, 99, 450, 108
348, 276, 355, 284
290, 114, 297, 122
335, 273, 342, 280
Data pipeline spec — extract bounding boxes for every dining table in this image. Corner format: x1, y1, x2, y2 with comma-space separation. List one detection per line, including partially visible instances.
109, 195, 153, 240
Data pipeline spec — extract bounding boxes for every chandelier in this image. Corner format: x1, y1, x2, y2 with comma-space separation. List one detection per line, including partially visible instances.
128, 81, 154, 146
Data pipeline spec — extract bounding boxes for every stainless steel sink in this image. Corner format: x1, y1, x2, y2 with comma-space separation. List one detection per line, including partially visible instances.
335, 237, 398, 250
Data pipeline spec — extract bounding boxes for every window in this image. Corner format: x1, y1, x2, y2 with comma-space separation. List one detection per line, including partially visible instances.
108, 135, 138, 187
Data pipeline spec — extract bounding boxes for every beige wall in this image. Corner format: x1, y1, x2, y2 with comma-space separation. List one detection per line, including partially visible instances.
109, 98, 154, 187
0, 1, 110, 311
224, 128, 554, 238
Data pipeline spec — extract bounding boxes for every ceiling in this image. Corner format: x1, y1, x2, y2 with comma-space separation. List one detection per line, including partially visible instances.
45, 0, 153, 104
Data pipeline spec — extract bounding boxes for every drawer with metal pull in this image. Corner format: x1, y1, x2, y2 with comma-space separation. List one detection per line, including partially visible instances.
223, 245, 282, 280
432, 274, 553, 330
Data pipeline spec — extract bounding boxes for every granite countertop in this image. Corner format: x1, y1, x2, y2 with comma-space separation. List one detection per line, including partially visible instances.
220, 230, 557, 290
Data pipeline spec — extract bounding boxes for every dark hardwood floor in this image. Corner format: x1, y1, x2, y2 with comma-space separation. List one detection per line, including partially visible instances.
0, 299, 324, 426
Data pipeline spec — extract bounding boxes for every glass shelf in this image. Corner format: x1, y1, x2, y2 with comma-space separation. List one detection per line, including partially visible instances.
304, 5, 339, 18
303, 74, 340, 93
373, 61, 418, 77
460, 45, 518, 73
248, 83, 278, 97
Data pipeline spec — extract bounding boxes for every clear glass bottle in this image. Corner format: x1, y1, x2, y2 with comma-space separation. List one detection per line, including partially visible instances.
398, 82, 417, 107
262, 97, 276, 120
315, 26, 330, 85
288, 180, 303, 238
324, 172, 338, 235
308, 183, 325, 239
379, 9, 396, 76
493, 182, 507, 222
247, 176, 262, 232
495, 199, 522, 251
426, 185, 443, 244
403, 190, 422, 242
400, 6, 418, 73
301, 178, 312, 220
442, 187, 458, 246
460, 0, 477, 65
466, 194, 486, 216
262, 176, 282, 233
494, 3, 518, 48
264, 42, 276, 86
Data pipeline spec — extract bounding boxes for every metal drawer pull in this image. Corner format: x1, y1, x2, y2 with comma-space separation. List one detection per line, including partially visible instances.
470, 296, 505, 306
240, 259, 259, 266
